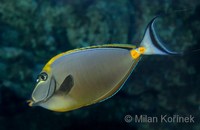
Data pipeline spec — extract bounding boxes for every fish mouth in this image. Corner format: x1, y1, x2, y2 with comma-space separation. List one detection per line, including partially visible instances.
27, 99, 40, 107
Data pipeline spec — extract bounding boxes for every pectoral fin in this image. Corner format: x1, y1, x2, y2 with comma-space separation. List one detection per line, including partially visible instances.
58, 75, 74, 94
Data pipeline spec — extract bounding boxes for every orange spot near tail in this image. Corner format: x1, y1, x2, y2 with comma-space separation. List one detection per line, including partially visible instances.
130, 50, 140, 59
138, 47, 146, 54
130, 47, 146, 59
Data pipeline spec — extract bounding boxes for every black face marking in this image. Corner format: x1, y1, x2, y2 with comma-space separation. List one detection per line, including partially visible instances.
58, 75, 74, 94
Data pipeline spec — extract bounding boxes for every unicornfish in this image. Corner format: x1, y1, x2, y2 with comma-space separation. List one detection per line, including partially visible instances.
28, 17, 178, 112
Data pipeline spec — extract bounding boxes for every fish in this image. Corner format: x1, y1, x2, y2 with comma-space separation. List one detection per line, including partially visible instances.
28, 16, 178, 112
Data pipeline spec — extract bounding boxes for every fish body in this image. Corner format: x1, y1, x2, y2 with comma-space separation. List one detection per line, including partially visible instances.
28, 17, 177, 112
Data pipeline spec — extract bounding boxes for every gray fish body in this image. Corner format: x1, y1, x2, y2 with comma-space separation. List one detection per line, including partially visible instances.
52, 48, 138, 108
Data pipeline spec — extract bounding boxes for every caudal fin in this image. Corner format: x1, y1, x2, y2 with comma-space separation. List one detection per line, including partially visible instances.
140, 16, 179, 55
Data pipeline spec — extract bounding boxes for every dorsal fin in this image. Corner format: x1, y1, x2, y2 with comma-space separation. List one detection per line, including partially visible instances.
66, 44, 136, 54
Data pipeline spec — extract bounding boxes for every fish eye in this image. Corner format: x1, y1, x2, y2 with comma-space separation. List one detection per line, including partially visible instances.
39, 72, 48, 81
36, 72, 48, 83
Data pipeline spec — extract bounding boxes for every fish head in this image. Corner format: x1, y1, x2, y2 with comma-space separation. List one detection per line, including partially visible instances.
28, 71, 56, 107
